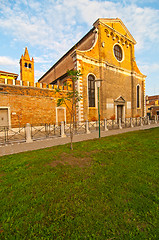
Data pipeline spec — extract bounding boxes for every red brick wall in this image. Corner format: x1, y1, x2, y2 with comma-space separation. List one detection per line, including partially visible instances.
0, 84, 71, 126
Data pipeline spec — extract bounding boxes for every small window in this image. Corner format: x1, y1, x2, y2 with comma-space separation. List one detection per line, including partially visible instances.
114, 44, 122, 61
25, 62, 27, 68
29, 63, 31, 68
137, 85, 140, 108
88, 75, 95, 107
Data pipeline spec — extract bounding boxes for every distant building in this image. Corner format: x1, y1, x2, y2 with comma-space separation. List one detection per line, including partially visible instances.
20, 47, 34, 84
0, 48, 70, 127
146, 95, 159, 119
39, 18, 146, 122
0, 70, 18, 83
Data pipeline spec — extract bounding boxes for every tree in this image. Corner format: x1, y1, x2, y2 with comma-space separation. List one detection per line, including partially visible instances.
56, 69, 82, 150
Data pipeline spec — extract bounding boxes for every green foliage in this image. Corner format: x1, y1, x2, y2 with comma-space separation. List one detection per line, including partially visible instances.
55, 69, 82, 149
56, 69, 82, 110
0, 128, 159, 239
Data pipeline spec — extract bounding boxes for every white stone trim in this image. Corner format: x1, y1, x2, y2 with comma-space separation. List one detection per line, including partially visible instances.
127, 101, 131, 109
87, 73, 98, 109
76, 53, 145, 80
136, 84, 141, 109
75, 59, 84, 122
0, 106, 11, 127
113, 43, 125, 63
107, 103, 114, 109
56, 107, 66, 125
115, 101, 125, 122
77, 28, 98, 53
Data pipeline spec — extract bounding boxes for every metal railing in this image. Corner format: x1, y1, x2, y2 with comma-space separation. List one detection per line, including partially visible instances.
0, 126, 26, 145
0, 116, 158, 146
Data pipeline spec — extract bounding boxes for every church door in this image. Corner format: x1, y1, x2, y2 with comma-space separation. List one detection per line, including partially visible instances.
117, 105, 123, 122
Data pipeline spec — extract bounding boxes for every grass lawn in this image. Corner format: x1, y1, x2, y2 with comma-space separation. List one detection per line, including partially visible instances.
0, 128, 159, 239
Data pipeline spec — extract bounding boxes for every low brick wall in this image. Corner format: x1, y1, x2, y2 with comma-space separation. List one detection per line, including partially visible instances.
0, 83, 71, 126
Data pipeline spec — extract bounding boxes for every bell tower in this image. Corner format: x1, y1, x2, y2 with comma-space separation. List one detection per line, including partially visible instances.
20, 47, 34, 83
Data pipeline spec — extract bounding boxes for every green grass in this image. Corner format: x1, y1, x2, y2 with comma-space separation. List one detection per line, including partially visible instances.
0, 128, 159, 240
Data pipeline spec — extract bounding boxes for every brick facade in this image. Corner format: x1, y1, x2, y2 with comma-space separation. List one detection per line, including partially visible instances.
0, 81, 71, 126
0, 18, 146, 127
39, 18, 146, 122
146, 95, 159, 118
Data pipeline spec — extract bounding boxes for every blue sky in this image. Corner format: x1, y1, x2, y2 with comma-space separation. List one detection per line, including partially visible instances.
0, 0, 159, 95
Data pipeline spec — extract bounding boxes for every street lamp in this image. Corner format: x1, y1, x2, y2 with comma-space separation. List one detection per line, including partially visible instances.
95, 79, 102, 138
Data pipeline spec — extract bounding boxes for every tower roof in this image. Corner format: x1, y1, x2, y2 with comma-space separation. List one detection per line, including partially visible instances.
23, 47, 30, 60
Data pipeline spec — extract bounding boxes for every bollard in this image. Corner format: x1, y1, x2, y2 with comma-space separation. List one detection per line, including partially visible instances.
147, 116, 150, 125
45, 124, 49, 137
140, 117, 143, 126
26, 123, 33, 143
104, 118, 108, 131
119, 118, 122, 129
85, 120, 90, 134
130, 118, 134, 128
60, 121, 66, 138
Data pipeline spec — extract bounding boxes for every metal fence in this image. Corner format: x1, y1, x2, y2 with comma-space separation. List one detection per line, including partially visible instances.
0, 116, 158, 146
31, 124, 61, 140
0, 126, 26, 145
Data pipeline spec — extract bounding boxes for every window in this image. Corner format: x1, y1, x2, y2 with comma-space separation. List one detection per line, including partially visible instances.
25, 62, 27, 67
88, 75, 95, 107
137, 85, 140, 108
29, 63, 31, 68
114, 44, 122, 61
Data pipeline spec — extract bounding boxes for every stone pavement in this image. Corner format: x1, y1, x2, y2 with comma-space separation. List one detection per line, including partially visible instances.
0, 123, 159, 157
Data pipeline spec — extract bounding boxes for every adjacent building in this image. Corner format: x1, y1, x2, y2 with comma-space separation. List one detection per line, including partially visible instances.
146, 95, 159, 119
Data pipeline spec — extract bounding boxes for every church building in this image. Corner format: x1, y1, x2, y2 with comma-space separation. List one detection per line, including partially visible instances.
39, 18, 146, 122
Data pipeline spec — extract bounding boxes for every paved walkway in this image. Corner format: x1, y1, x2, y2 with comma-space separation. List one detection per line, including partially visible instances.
0, 123, 159, 156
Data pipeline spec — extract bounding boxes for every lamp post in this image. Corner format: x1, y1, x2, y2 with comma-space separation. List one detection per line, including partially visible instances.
95, 79, 102, 138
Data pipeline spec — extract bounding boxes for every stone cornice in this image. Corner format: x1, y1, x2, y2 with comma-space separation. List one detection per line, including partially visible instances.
72, 51, 146, 80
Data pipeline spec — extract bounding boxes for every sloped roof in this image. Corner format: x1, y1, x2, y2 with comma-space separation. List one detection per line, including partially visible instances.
0, 70, 18, 78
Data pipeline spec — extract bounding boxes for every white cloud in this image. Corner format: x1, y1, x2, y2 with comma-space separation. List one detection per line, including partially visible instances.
0, 0, 159, 89
34, 69, 46, 81
0, 56, 18, 66
0, 0, 159, 55
34, 57, 51, 64
139, 63, 159, 74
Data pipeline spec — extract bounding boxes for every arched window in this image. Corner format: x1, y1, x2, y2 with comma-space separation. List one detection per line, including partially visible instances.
137, 85, 140, 108
88, 75, 95, 107
29, 63, 31, 68
114, 44, 122, 61
25, 62, 27, 68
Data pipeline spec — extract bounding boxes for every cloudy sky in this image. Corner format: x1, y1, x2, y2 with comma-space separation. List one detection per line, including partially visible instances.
0, 0, 159, 95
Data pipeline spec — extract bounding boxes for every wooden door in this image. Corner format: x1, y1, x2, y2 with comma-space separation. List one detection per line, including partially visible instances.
117, 105, 122, 121
0, 109, 8, 127
57, 108, 65, 124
